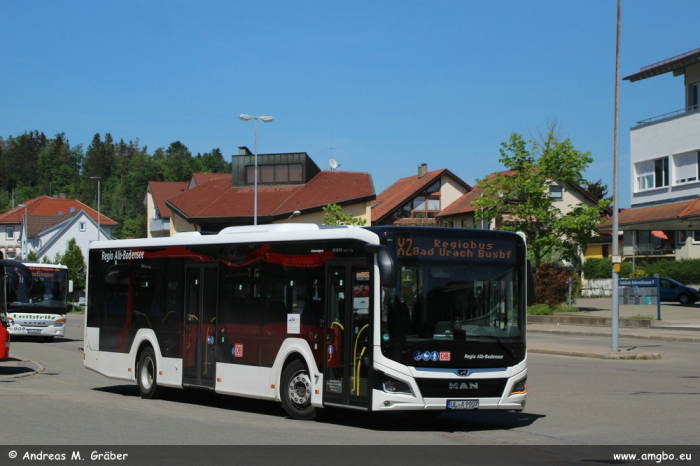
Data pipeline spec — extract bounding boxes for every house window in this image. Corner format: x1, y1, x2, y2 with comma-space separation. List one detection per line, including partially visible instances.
79, 222, 86, 232
549, 185, 563, 199
678, 230, 700, 244
636, 157, 669, 191
289, 164, 302, 182
6, 226, 14, 240
674, 152, 699, 184
7, 252, 15, 259
260, 165, 274, 183
638, 230, 674, 254
246, 163, 305, 184
655, 157, 669, 187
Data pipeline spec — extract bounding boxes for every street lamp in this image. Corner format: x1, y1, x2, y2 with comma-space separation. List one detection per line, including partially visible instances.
90, 177, 101, 241
18, 203, 28, 259
239, 114, 273, 225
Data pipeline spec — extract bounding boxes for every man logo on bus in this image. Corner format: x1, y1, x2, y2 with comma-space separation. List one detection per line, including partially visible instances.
449, 382, 479, 390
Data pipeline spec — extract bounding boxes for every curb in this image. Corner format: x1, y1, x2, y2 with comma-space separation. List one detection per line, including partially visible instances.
529, 348, 662, 360
528, 327, 700, 343
0, 358, 45, 380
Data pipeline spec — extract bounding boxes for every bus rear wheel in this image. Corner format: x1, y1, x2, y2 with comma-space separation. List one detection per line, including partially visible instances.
137, 347, 163, 399
281, 360, 316, 420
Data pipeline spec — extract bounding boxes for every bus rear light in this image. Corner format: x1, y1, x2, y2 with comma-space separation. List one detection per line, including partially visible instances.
510, 378, 527, 395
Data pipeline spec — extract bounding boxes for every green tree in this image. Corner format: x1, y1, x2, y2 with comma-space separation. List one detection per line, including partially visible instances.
322, 203, 367, 226
60, 238, 86, 298
164, 141, 193, 182
472, 131, 610, 267
584, 179, 609, 201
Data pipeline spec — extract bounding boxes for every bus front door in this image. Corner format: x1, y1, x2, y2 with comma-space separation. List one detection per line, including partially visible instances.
182, 264, 219, 389
324, 263, 371, 410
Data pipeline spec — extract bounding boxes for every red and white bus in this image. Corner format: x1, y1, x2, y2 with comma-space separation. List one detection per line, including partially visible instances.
84, 225, 531, 420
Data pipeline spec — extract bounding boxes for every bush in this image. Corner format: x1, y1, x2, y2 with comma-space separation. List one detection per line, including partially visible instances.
528, 303, 554, 315
534, 263, 572, 306
583, 257, 700, 283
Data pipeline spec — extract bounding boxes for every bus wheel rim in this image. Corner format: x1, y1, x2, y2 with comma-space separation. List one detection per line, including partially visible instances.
141, 357, 154, 390
288, 371, 311, 407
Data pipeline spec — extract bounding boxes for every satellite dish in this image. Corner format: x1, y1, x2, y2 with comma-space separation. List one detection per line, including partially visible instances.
329, 158, 340, 170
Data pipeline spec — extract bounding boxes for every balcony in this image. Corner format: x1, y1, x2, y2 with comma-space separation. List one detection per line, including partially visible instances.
149, 218, 170, 235
635, 105, 700, 128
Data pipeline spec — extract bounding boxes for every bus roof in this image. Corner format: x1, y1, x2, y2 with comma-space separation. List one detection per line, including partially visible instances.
89, 224, 380, 250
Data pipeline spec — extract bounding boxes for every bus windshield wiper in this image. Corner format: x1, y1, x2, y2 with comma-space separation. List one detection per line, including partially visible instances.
401, 340, 439, 356
476, 334, 516, 357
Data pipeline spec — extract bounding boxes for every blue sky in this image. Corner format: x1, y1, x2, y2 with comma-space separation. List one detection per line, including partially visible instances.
1, 1, 698, 208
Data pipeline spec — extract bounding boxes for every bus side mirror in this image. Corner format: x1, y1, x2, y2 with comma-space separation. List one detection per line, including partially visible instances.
69, 280, 74, 293
364, 244, 396, 288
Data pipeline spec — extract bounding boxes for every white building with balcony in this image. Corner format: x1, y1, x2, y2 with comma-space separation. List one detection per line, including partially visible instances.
601, 47, 700, 260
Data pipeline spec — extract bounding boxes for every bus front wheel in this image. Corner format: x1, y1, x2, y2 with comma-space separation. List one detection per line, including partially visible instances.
137, 347, 163, 399
280, 359, 316, 420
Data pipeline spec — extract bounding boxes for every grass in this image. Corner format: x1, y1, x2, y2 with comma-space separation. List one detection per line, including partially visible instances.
628, 314, 654, 320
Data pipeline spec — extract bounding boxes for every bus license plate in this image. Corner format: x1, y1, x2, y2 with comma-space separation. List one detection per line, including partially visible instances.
447, 400, 479, 410
27, 329, 41, 334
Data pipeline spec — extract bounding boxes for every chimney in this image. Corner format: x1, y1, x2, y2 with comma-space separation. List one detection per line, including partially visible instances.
58, 193, 66, 200
238, 146, 253, 156
418, 163, 428, 178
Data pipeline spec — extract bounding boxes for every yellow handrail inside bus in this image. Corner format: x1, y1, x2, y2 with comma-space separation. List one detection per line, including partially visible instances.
132, 310, 151, 329
327, 321, 344, 363
351, 324, 369, 394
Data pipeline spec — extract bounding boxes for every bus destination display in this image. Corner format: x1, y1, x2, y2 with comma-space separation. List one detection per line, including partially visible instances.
396, 236, 517, 262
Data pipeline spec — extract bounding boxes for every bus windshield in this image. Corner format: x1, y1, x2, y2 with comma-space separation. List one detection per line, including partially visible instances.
7, 266, 68, 314
377, 229, 526, 368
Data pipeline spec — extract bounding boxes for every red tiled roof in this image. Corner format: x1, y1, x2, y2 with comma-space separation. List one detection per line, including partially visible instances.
148, 181, 189, 218
274, 171, 374, 214
597, 199, 699, 229
167, 171, 374, 221
0, 196, 116, 226
191, 173, 230, 187
438, 170, 514, 217
372, 169, 471, 222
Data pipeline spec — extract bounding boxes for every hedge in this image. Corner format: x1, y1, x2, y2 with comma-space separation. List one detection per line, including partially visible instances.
583, 257, 700, 283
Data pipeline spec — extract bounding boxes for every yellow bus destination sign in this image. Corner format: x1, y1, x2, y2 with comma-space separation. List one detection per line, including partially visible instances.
395, 236, 517, 262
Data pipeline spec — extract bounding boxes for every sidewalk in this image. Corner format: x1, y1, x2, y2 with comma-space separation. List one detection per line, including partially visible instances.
527, 297, 700, 359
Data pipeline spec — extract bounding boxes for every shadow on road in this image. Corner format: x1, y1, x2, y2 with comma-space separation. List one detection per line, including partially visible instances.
93, 384, 544, 433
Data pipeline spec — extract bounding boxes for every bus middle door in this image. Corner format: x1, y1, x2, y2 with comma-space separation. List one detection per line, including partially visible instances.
183, 264, 219, 389
323, 263, 371, 410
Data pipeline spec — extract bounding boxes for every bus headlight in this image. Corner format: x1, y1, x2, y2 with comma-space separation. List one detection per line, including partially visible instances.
375, 371, 413, 395
54, 318, 66, 328
510, 377, 527, 395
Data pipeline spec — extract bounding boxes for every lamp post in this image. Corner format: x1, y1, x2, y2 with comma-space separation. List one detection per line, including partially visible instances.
90, 177, 101, 241
18, 203, 28, 259
239, 114, 273, 225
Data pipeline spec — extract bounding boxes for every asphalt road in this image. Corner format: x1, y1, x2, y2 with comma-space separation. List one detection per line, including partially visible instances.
1, 313, 698, 447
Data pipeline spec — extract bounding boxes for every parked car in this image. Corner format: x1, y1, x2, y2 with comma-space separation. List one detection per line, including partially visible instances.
659, 278, 700, 305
